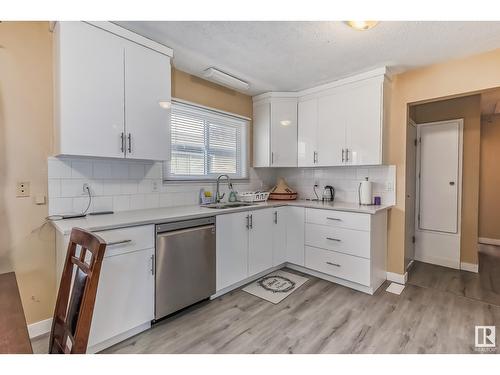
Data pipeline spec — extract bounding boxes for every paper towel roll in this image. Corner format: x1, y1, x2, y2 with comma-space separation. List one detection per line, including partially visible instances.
359, 178, 373, 205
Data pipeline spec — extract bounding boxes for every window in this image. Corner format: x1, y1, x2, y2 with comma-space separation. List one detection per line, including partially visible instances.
164, 101, 249, 180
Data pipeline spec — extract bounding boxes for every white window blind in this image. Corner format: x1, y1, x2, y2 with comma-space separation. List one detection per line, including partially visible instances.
164, 101, 249, 180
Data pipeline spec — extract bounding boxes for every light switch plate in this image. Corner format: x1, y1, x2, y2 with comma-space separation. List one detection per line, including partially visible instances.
16, 181, 30, 197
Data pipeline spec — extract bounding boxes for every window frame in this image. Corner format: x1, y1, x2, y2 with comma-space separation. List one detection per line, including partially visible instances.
164, 99, 250, 182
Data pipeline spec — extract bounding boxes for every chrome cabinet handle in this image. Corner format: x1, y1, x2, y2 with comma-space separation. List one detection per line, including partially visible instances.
150, 254, 155, 275
326, 261, 341, 267
326, 217, 342, 221
120, 132, 125, 153
345, 148, 349, 162
127, 133, 132, 153
274, 211, 278, 224
342, 148, 345, 163
326, 237, 341, 242
313, 151, 318, 164
246, 215, 250, 229
106, 239, 132, 246
250, 214, 253, 229
271, 152, 274, 165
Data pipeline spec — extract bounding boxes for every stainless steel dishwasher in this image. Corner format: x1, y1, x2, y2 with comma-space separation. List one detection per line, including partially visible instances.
155, 217, 216, 321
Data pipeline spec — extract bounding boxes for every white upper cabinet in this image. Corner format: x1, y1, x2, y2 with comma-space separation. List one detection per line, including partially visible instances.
297, 98, 318, 167
124, 41, 171, 161
275, 68, 389, 168
252, 95, 297, 167
55, 21, 125, 159
54, 22, 172, 161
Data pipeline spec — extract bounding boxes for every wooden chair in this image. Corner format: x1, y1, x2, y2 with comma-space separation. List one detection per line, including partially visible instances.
49, 228, 107, 354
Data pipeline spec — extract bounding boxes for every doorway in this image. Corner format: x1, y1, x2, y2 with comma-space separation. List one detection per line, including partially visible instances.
414, 119, 463, 269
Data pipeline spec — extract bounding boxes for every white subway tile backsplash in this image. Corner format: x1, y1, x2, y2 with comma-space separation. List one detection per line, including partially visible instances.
48, 156, 394, 215
71, 160, 93, 179
93, 161, 112, 179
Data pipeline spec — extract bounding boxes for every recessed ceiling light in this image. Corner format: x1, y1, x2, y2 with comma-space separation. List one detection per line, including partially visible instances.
345, 21, 379, 31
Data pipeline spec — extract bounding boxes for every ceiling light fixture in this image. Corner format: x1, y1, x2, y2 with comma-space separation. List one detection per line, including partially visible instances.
203, 67, 250, 91
345, 21, 379, 31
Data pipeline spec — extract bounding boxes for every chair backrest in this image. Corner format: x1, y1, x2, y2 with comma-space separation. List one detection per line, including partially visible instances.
49, 228, 107, 354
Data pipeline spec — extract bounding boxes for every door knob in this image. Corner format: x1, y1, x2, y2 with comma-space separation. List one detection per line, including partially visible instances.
449, 181, 455, 186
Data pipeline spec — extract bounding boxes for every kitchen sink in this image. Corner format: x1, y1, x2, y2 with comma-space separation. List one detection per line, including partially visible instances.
201, 202, 257, 209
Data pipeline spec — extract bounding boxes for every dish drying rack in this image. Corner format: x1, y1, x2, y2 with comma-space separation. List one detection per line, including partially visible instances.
237, 191, 270, 203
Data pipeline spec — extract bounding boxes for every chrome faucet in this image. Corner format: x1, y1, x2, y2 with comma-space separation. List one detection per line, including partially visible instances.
215, 174, 233, 203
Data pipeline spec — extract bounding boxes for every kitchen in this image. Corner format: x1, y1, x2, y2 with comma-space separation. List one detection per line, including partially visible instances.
2, 2, 500, 372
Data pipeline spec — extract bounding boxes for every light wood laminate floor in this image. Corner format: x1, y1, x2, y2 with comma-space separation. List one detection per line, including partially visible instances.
33, 265, 500, 354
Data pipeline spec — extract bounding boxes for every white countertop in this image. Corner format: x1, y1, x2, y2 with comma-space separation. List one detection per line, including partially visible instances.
49, 200, 393, 235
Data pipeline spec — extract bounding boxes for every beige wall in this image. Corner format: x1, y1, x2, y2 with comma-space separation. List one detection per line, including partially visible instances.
387, 48, 500, 274
0, 22, 55, 323
172, 68, 253, 118
412, 95, 481, 264
479, 115, 500, 240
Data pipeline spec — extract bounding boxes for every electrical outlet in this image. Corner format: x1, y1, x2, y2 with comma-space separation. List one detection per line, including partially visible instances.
16, 181, 30, 197
386, 182, 394, 192
151, 180, 159, 192
82, 183, 90, 195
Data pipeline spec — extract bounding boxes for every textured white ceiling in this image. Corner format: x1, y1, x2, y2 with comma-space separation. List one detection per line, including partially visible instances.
117, 21, 500, 95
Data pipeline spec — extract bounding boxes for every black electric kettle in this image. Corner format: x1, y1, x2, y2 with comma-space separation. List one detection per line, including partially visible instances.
322, 185, 335, 202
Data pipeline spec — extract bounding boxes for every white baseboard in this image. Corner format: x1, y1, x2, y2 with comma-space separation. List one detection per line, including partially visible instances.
28, 318, 52, 339
460, 262, 479, 273
386, 271, 408, 285
479, 237, 500, 246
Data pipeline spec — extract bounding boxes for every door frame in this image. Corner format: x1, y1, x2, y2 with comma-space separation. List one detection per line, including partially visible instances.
414, 119, 464, 269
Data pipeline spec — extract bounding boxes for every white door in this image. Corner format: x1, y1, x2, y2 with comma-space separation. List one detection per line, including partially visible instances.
298, 98, 318, 167
248, 209, 274, 276
124, 41, 171, 161
253, 102, 271, 167
317, 91, 346, 166
285, 206, 305, 266
88, 247, 154, 349
270, 100, 298, 166
272, 208, 287, 266
405, 120, 417, 269
415, 119, 463, 269
56, 22, 125, 158
344, 78, 383, 165
216, 212, 249, 290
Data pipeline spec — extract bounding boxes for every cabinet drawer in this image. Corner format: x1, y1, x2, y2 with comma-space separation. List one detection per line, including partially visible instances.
305, 246, 370, 286
93, 225, 154, 257
305, 208, 370, 231
305, 224, 370, 259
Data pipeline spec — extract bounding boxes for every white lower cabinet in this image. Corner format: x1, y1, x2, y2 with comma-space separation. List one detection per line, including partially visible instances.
88, 247, 154, 352
55, 224, 155, 353
248, 209, 274, 276
215, 206, 387, 295
285, 206, 305, 266
216, 211, 250, 291
272, 208, 287, 266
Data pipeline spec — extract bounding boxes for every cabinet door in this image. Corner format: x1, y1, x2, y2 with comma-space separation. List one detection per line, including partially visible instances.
344, 78, 383, 165
88, 247, 154, 349
286, 206, 305, 266
270, 100, 298, 167
248, 209, 274, 276
317, 91, 347, 166
272, 208, 287, 266
216, 212, 249, 290
56, 22, 125, 158
253, 102, 271, 167
298, 98, 318, 167
124, 41, 171, 161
